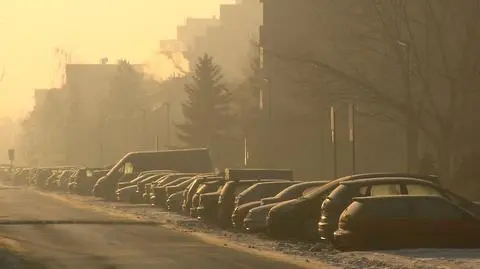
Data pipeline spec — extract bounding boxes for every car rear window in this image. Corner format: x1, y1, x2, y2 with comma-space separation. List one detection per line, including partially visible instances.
370, 184, 402, 196
328, 185, 368, 200
405, 184, 443, 196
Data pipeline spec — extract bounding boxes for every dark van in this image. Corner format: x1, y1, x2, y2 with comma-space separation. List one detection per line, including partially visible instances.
92, 148, 213, 200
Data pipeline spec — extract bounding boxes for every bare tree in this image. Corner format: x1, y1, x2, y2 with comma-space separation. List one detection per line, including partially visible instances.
264, 0, 480, 180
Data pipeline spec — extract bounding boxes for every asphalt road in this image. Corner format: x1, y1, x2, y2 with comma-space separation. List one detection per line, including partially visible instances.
0, 186, 308, 269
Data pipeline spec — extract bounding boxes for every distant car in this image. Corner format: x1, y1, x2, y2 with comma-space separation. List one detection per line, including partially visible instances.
259, 181, 329, 206
116, 173, 171, 203
231, 181, 300, 229
150, 175, 196, 207
266, 173, 441, 240
318, 177, 479, 241
334, 195, 480, 250
190, 180, 223, 218
92, 149, 213, 200
243, 181, 327, 232
217, 179, 282, 228
166, 191, 185, 212
196, 187, 225, 222
182, 176, 223, 215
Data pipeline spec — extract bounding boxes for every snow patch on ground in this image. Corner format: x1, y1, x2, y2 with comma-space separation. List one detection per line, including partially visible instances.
48, 193, 480, 269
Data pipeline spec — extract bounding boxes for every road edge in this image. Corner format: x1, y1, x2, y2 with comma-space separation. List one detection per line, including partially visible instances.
31, 189, 338, 269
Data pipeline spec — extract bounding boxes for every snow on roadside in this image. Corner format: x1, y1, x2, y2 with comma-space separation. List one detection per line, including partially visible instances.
49, 192, 480, 269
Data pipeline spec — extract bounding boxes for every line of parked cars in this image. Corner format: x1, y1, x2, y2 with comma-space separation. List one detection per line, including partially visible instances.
3, 148, 480, 250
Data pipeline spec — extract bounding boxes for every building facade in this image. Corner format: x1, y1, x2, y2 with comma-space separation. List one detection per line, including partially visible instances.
183, 1, 263, 82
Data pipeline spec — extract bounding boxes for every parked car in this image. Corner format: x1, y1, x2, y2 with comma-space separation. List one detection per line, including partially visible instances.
190, 180, 223, 218
166, 191, 187, 212
266, 173, 441, 240
217, 179, 284, 228
319, 177, 480, 241
243, 181, 327, 232
69, 168, 108, 195
149, 175, 197, 206
92, 148, 213, 200
164, 178, 197, 205
116, 173, 171, 203
260, 181, 329, 206
182, 176, 223, 215
231, 181, 300, 229
334, 195, 480, 250
117, 170, 172, 189
196, 183, 226, 222
148, 173, 198, 205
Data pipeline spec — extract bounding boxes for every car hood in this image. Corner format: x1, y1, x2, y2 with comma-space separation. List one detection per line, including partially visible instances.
261, 197, 282, 205
236, 201, 262, 213
269, 198, 301, 215
247, 203, 277, 220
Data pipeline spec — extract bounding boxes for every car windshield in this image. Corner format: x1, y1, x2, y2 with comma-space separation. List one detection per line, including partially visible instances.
302, 179, 342, 199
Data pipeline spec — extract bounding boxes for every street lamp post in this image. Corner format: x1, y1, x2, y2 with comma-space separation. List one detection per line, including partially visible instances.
152, 102, 171, 151
330, 107, 337, 179
349, 103, 357, 174
138, 108, 149, 151
397, 40, 417, 172
166, 102, 171, 149
261, 78, 272, 166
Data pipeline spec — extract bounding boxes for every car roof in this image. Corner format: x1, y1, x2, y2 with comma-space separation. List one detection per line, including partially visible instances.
251, 181, 300, 186
303, 173, 440, 199
340, 177, 437, 186
352, 195, 449, 202
347, 172, 439, 180
291, 181, 329, 187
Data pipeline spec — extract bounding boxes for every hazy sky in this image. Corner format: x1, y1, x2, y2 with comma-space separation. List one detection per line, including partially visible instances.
0, 0, 234, 119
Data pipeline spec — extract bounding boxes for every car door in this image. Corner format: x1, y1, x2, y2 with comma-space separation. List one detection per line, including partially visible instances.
409, 197, 469, 248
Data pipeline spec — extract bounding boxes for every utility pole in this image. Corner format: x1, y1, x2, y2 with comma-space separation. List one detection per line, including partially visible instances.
330, 107, 337, 179
397, 40, 417, 172
244, 137, 248, 168
261, 78, 273, 166
165, 102, 171, 149
349, 103, 357, 174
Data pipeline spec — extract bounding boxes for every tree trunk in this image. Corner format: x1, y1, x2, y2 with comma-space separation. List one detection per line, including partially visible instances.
406, 117, 419, 173
437, 130, 455, 186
